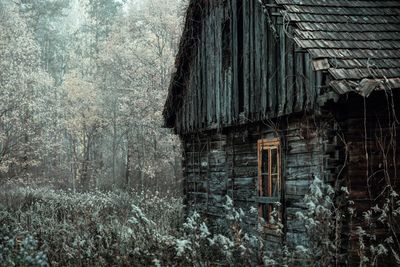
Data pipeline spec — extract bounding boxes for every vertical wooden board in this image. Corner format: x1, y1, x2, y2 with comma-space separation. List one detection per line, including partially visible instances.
230, 0, 237, 123
216, 4, 221, 127
225, 2, 230, 125
203, 5, 207, 126
211, 4, 216, 124
209, 4, 213, 126
243, 0, 250, 117
294, 49, 304, 112
223, 69, 227, 125
202, 15, 207, 126
225, 1, 233, 125
267, 22, 277, 117
209, 4, 214, 125
261, 8, 268, 117
254, 1, 262, 120
286, 26, 294, 115
226, 69, 232, 125
305, 53, 315, 110
249, 0, 255, 117
308, 56, 317, 110
206, 4, 212, 125
197, 45, 202, 129
315, 70, 322, 106
221, 3, 226, 125
191, 64, 196, 130
278, 23, 286, 116
221, 3, 226, 126
188, 71, 191, 131
200, 18, 204, 127
304, 53, 310, 109
221, 4, 225, 126
188, 67, 192, 131
192, 55, 197, 129
192, 50, 196, 130
186, 94, 190, 132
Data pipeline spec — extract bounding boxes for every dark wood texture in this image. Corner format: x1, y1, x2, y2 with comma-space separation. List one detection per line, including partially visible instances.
166, 1, 400, 265
166, 0, 320, 134
334, 91, 400, 265
182, 113, 340, 251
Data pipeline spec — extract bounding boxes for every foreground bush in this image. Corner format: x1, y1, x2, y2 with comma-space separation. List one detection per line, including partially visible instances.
0, 186, 184, 266
2, 178, 398, 266
0, 185, 260, 266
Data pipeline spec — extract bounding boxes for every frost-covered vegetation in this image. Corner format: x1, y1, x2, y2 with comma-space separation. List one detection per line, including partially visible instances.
0, 185, 184, 266
263, 177, 400, 266
1, 178, 399, 266
0, 185, 259, 266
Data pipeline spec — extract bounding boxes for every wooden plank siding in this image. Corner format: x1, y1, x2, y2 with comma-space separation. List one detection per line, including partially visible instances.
182, 113, 340, 251
173, 0, 320, 135
169, 1, 400, 265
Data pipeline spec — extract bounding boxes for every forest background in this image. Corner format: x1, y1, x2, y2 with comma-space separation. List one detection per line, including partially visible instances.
0, 0, 185, 194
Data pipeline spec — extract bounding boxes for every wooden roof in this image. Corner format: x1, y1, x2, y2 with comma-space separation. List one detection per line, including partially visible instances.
164, 0, 400, 127
274, 0, 400, 96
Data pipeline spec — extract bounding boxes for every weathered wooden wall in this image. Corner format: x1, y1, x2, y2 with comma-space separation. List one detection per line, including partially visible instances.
171, 1, 400, 264
334, 91, 400, 265
173, 0, 326, 134
182, 113, 339, 253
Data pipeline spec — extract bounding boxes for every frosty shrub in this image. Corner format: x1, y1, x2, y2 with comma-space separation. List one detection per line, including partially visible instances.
262, 176, 347, 266
0, 222, 47, 267
354, 188, 400, 266
2, 181, 397, 266
0, 186, 260, 266
290, 176, 339, 265
262, 176, 400, 266
175, 196, 260, 266
0, 185, 184, 266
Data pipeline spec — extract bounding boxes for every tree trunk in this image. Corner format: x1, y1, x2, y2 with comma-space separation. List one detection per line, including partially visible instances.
81, 134, 91, 190
112, 104, 117, 184
125, 136, 131, 188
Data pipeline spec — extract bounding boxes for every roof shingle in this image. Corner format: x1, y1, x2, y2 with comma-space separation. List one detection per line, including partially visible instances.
276, 0, 400, 95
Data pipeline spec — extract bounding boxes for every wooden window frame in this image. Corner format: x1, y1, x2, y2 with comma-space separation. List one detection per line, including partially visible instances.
257, 138, 282, 226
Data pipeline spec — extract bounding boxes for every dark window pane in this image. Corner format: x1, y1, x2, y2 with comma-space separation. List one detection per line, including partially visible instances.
271, 149, 279, 197
271, 174, 279, 197
261, 149, 269, 196
271, 148, 278, 175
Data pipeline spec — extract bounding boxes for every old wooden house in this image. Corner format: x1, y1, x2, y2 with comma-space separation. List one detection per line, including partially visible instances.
164, 0, 400, 264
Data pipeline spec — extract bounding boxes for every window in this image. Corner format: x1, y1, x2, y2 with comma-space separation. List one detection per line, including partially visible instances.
258, 138, 282, 225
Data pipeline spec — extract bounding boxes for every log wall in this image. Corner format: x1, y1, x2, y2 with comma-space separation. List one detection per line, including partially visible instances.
182, 113, 340, 253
